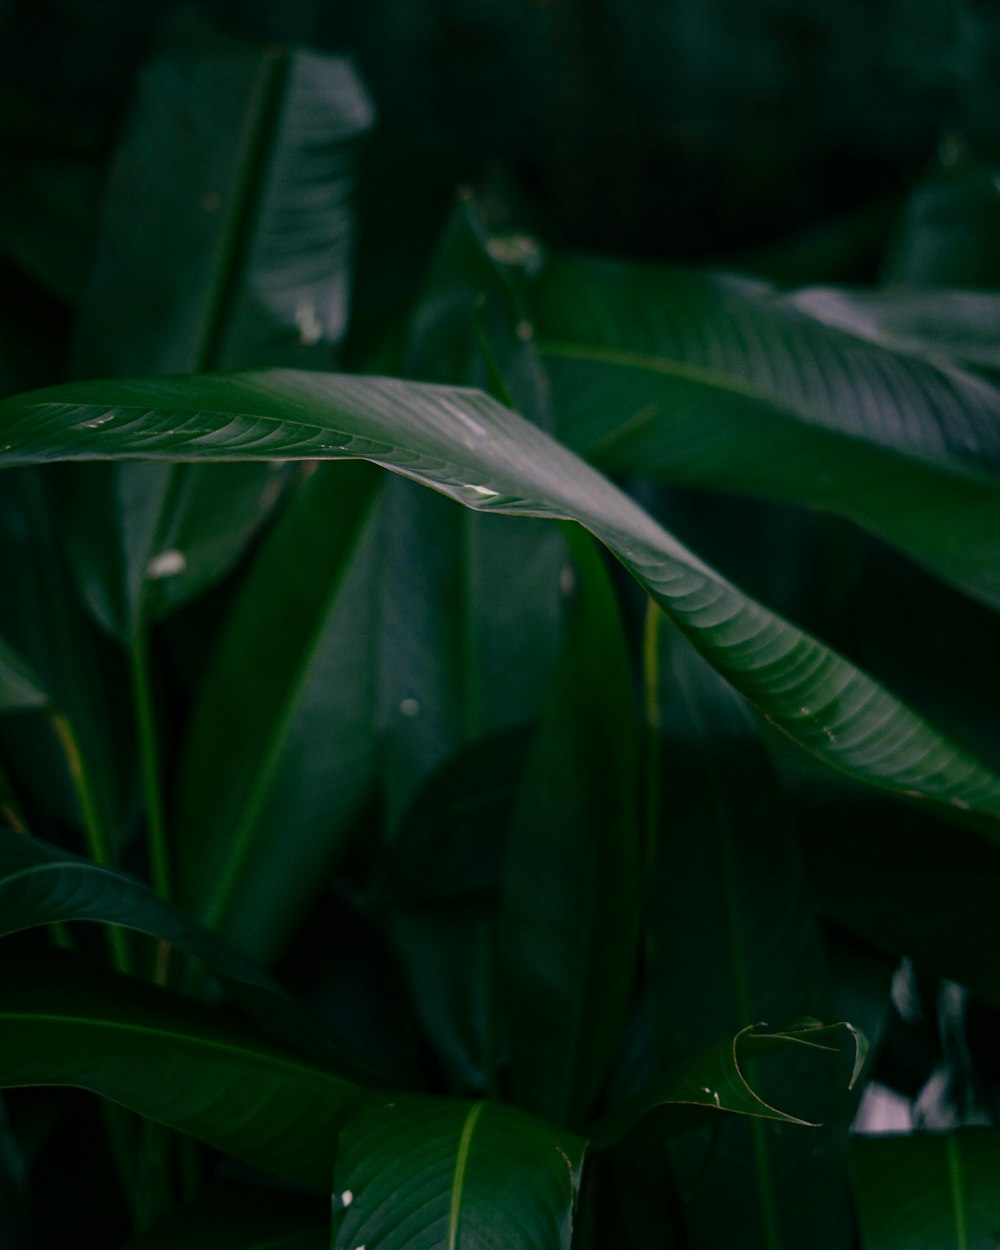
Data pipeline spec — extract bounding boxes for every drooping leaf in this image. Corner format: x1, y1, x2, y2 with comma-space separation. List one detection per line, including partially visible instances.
117, 1182, 328, 1250
0, 949, 362, 1188
498, 527, 641, 1128
0, 829, 373, 1074
2, 371, 1000, 827
532, 254, 1000, 610
645, 617, 852, 1249
175, 461, 381, 962
851, 1130, 1000, 1250
377, 197, 562, 827
332, 1096, 585, 1250
786, 286, 1000, 374
591, 1020, 866, 1148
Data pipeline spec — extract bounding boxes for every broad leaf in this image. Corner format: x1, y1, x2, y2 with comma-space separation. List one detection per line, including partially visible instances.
332, 1096, 584, 1250
0, 949, 362, 1188
786, 287, 1000, 373
499, 528, 640, 1128
3, 371, 1000, 826
64, 12, 374, 639
645, 618, 852, 1248
851, 1130, 1000, 1249
591, 1020, 865, 1148
533, 254, 1000, 610
175, 461, 381, 962
0, 829, 371, 1072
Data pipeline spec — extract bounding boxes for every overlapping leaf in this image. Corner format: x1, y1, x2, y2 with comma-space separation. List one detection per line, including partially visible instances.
499, 528, 640, 1128
332, 1096, 584, 1250
591, 1021, 865, 1147
2, 370, 1000, 827
175, 461, 381, 962
533, 254, 1000, 610
645, 618, 852, 1248
0, 949, 362, 1188
0, 829, 371, 1071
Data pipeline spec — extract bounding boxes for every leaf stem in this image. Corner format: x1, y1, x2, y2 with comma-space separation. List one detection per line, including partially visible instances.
130, 622, 170, 903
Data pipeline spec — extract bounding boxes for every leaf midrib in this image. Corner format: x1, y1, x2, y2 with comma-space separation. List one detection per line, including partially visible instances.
539, 339, 1000, 487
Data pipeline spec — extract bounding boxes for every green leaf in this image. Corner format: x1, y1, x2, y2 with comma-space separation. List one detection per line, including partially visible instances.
786, 287, 1000, 374
498, 527, 640, 1128
591, 1020, 866, 1148
2, 371, 1000, 827
0, 829, 372, 1072
117, 1183, 328, 1250
332, 1096, 585, 1250
645, 617, 852, 1249
851, 1130, 1000, 1250
0, 638, 46, 716
175, 461, 381, 962
385, 730, 526, 1094
533, 254, 1000, 610
73, 11, 373, 379
377, 198, 562, 827
0, 948, 362, 1188
62, 12, 374, 639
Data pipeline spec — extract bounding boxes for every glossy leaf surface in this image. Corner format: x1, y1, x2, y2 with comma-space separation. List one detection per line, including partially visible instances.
533, 254, 1000, 609
646, 619, 851, 1248
2, 370, 999, 825
0, 949, 361, 1188
332, 1097, 584, 1250
852, 1130, 1000, 1249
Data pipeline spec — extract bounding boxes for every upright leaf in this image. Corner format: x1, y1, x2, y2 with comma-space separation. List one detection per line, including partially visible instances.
65, 11, 375, 639
332, 1096, 584, 1250
499, 528, 640, 1128
175, 461, 381, 961
379, 199, 562, 827
852, 1130, 1000, 1249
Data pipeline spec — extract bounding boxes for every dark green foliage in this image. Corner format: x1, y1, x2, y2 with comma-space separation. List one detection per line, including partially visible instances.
0, 4, 998, 1248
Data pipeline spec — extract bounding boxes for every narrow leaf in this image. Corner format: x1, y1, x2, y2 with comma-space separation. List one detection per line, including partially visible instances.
499, 528, 640, 1127
175, 461, 380, 961
646, 617, 852, 1248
